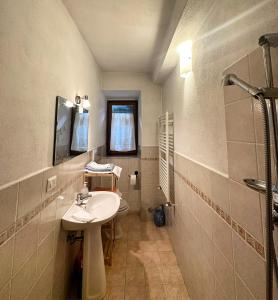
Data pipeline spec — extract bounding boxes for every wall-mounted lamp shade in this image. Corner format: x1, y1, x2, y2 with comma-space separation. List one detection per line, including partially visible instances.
177, 40, 192, 78
83, 99, 90, 108
75, 94, 90, 111
65, 100, 74, 108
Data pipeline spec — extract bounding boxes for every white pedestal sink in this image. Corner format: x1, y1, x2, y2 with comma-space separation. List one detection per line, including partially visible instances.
62, 191, 120, 300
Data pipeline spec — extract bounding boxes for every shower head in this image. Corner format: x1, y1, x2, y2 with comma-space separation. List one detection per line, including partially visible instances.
259, 33, 278, 48
223, 74, 262, 97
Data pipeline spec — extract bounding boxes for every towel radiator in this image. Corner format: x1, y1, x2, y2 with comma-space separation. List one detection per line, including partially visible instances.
158, 112, 174, 203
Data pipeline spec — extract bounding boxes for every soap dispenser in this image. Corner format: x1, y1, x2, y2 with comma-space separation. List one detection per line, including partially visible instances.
81, 182, 89, 196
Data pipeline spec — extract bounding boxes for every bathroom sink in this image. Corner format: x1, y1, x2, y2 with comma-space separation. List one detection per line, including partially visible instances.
62, 191, 120, 231
62, 191, 120, 300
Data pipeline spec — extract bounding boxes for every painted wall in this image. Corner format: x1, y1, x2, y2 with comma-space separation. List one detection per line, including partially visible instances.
102, 72, 162, 147
0, 1, 105, 299
162, 0, 278, 174
0, 0, 105, 187
167, 48, 278, 300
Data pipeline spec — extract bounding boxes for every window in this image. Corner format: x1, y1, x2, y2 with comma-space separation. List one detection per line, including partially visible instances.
106, 100, 138, 155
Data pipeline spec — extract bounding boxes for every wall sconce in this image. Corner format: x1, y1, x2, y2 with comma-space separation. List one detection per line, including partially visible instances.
65, 95, 90, 112
75, 95, 90, 109
177, 40, 192, 78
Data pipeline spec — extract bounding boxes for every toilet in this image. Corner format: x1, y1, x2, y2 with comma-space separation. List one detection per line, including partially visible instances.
115, 198, 129, 239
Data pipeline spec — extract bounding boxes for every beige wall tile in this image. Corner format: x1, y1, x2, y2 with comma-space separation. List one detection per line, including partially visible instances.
235, 275, 256, 300
225, 98, 255, 142
212, 213, 233, 264
39, 200, 56, 243
223, 55, 250, 104
227, 142, 258, 184
248, 48, 265, 87
17, 173, 43, 219
0, 238, 14, 290
0, 281, 11, 300
193, 194, 214, 240
213, 245, 236, 299
252, 97, 264, 145
210, 171, 230, 213
213, 279, 229, 300
26, 259, 53, 300
128, 158, 140, 174
11, 252, 37, 300
0, 183, 18, 233
141, 146, 159, 158
13, 216, 39, 275
233, 233, 265, 299
37, 232, 54, 275
256, 144, 277, 183
229, 180, 263, 243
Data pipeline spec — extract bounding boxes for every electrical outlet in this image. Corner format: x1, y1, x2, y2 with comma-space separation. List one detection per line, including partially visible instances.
46, 175, 57, 192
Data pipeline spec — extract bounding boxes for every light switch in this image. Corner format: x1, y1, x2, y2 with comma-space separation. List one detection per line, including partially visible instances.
46, 175, 57, 192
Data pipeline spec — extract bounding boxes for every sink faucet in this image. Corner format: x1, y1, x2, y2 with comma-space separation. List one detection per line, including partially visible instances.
76, 193, 91, 206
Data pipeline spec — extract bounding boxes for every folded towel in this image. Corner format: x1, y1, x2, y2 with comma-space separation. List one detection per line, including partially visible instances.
112, 165, 122, 178
72, 210, 97, 223
86, 161, 114, 172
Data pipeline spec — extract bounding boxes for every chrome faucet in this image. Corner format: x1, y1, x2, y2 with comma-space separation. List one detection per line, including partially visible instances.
76, 193, 91, 206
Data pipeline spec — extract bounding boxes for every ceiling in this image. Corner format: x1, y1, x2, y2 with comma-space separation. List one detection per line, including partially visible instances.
63, 0, 177, 73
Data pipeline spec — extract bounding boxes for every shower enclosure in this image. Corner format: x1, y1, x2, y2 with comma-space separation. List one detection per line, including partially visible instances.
224, 33, 278, 300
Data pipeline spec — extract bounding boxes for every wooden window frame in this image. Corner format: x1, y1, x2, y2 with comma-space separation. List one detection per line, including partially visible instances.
106, 100, 138, 156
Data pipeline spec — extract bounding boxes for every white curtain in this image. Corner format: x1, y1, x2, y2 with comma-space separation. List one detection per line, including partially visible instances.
110, 112, 136, 151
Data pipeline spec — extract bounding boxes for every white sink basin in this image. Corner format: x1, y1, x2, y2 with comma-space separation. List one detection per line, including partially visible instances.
62, 191, 120, 230
62, 191, 120, 300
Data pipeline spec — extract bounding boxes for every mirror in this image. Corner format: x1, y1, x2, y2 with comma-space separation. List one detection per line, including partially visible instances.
53, 96, 89, 166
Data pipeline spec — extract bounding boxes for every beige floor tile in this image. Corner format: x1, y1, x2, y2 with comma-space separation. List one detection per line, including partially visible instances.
106, 266, 126, 287
106, 215, 187, 300
125, 266, 145, 286
137, 241, 157, 252
155, 239, 173, 251
126, 250, 144, 266
159, 251, 177, 266
144, 267, 164, 286
114, 240, 127, 251
111, 249, 127, 267
125, 284, 147, 300
164, 284, 190, 300
160, 266, 185, 285
104, 286, 125, 300
127, 240, 141, 251
139, 251, 161, 268
146, 284, 166, 300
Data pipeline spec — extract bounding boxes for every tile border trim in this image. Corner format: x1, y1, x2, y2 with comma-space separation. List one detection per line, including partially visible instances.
141, 157, 158, 161
174, 169, 265, 259
0, 173, 82, 247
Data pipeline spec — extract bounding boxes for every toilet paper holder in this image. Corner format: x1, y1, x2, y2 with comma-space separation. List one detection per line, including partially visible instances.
128, 170, 139, 177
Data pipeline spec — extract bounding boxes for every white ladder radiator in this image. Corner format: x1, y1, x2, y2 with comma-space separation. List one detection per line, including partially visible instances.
158, 112, 174, 203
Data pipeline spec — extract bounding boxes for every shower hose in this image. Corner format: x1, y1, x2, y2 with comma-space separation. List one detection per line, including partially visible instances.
258, 94, 278, 300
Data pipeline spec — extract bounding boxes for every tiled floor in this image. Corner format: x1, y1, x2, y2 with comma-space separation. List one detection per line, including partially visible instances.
104, 214, 190, 300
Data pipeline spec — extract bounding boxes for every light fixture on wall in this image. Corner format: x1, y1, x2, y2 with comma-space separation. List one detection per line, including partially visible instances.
177, 40, 192, 78
65, 94, 90, 111
65, 100, 74, 108
75, 95, 91, 112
